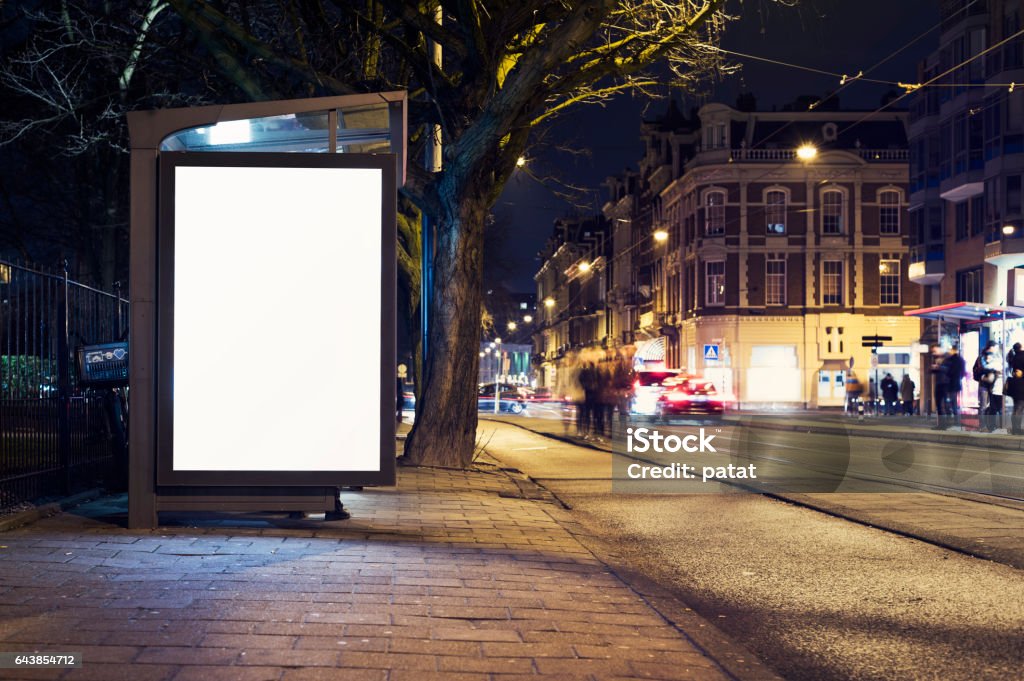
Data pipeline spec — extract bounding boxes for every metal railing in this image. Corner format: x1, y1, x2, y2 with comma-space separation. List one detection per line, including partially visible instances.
0, 260, 128, 511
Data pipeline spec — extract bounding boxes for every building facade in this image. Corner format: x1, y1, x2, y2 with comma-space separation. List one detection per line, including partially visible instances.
537, 99, 918, 408
657, 104, 918, 407
907, 0, 1024, 408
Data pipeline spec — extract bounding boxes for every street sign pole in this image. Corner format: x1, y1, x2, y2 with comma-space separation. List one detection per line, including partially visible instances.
861, 336, 892, 416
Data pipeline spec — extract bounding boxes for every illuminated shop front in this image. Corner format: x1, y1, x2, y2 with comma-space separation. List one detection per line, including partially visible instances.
680, 313, 920, 409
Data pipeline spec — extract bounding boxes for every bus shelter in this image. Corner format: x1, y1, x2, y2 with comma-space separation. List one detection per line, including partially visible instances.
127, 92, 406, 529
904, 302, 1024, 414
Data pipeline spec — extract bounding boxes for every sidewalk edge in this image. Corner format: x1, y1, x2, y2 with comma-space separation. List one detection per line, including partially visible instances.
0, 488, 104, 533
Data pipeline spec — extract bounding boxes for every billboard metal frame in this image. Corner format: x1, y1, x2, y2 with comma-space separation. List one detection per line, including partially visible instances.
127, 92, 405, 528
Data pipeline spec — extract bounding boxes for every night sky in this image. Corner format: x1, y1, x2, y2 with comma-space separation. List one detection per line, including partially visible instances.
494, 0, 940, 293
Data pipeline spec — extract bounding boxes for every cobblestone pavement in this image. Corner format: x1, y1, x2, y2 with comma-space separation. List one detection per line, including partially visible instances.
0, 462, 748, 681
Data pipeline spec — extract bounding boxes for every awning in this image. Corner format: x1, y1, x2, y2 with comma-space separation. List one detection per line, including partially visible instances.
820, 358, 851, 371
904, 302, 1024, 323
634, 336, 666, 362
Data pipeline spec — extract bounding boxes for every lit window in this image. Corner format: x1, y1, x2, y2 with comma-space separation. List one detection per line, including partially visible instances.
705, 191, 726, 236
822, 260, 844, 305
879, 190, 901, 235
705, 260, 725, 306
766, 190, 787, 234
766, 258, 786, 305
822, 190, 844, 235
880, 259, 900, 305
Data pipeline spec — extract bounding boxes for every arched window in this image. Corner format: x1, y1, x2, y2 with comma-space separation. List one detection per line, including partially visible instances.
879, 189, 901, 235
765, 189, 787, 234
704, 190, 726, 236
821, 189, 845, 235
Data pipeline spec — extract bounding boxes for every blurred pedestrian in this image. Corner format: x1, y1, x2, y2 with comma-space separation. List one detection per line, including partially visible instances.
611, 350, 634, 430
942, 344, 966, 428
579, 360, 599, 439
930, 344, 950, 428
845, 371, 864, 414
978, 340, 1002, 432
899, 374, 915, 416
1007, 347, 1024, 435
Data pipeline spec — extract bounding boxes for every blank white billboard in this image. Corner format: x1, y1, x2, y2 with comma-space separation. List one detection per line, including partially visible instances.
172, 165, 382, 471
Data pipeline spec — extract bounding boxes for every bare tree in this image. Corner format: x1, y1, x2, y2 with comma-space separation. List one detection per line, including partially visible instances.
7, 0, 773, 466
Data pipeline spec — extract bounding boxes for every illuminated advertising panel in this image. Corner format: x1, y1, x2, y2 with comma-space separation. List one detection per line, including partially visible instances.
156, 153, 396, 486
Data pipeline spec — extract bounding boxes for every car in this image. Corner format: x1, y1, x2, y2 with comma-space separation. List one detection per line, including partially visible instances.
655, 377, 725, 418
477, 384, 528, 414
631, 370, 681, 415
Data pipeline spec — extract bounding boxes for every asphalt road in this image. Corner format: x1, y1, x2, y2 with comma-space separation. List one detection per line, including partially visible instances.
480, 421, 1024, 681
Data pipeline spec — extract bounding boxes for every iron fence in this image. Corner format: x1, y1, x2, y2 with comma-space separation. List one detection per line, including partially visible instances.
0, 260, 128, 511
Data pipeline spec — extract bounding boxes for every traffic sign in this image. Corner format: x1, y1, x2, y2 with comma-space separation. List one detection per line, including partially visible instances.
703, 344, 720, 361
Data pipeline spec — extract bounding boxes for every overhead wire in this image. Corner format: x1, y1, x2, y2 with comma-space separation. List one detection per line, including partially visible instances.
534, 2, 1024, 334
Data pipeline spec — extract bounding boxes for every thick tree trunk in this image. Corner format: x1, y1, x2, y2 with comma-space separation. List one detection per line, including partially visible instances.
403, 192, 486, 468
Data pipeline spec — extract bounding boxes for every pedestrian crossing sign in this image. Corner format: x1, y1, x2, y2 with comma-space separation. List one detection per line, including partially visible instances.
703, 344, 719, 361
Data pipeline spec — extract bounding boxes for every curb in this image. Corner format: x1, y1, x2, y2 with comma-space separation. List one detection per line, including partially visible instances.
480, 424, 786, 681
549, 508, 788, 681
0, 488, 104, 533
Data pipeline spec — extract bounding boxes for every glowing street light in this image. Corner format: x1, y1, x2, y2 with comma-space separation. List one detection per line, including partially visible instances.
796, 144, 818, 161
479, 351, 485, 357
507, 321, 517, 331
578, 261, 591, 273
1003, 224, 1016, 235
544, 297, 555, 308
653, 229, 669, 243
523, 314, 533, 323
516, 156, 527, 168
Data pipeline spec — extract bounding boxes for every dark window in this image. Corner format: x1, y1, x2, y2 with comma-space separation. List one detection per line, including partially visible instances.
971, 196, 985, 236
955, 201, 969, 241
822, 190, 844, 235
956, 267, 984, 302
879, 190, 901, 235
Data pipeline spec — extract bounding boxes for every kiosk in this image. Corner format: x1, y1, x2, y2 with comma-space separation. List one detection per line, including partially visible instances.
127, 92, 406, 528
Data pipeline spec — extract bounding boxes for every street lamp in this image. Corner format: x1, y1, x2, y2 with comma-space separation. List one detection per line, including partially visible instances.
523, 314, 533, 323
578, 261, 591, 273
516, 156, 527, 168
653, 229, 669, 243
796, 144, 818, 161
544, 297, 555, 308
1003, 224, 1016, 236
507, 321, 517, 331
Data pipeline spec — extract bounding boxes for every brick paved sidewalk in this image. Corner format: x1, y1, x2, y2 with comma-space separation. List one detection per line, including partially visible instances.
0, 462, 741, 681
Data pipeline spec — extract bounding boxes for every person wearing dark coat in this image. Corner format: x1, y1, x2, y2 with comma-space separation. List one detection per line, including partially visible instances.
1006, 348, 1024, 435
899, 374, 915, 416
930, 344, 950, 428
880, 373, 899, 415
941, 345, 966, 428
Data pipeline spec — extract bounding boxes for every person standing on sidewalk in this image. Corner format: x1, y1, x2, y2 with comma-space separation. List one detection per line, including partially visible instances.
978, 340, 1002, 432
881, 373, 898, 415
942, 344, 966, 428
900, 374, 916, 415
1006, 347, 1024, 435
930, 345, 950, 428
